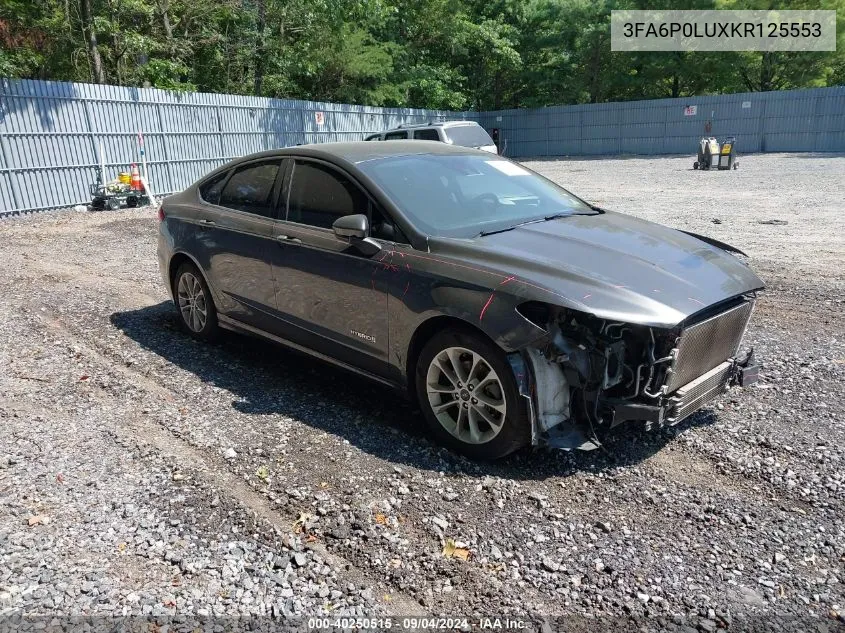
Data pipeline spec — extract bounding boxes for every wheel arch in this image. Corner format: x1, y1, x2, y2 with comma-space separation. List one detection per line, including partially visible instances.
168, 251, 207, 296
404, 315, 501, 402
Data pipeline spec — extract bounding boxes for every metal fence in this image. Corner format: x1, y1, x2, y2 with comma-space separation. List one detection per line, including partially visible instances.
1, 77, 843, 216
480, 86, 845, 158
0, 78, 469, 216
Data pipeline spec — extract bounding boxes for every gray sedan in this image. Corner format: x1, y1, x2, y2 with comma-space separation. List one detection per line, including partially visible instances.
157, 141, 763, 459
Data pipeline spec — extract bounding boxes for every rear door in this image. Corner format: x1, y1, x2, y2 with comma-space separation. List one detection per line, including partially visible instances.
268, 158, 391, 376
199, 158, 284, 333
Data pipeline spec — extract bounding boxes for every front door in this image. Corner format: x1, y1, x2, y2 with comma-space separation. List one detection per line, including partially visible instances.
268, 158, 390, 377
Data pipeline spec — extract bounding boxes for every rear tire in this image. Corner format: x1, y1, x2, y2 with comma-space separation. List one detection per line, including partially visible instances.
174, 262, 219, 341
415, 328, 530, 460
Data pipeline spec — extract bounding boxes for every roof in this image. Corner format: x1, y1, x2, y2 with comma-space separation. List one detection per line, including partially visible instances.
236, 140, 486, 165
396, 120, 479, 129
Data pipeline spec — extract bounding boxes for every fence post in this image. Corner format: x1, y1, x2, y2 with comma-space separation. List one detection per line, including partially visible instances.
0, 80, 23, 213
0, 132, 22, 213
299, 106, 309, 144
216, 105, 225, 159
617, 108, 622, 156
757, 96, 767, 153
80, 97, 100, 183
578, 110, 583, 156
155, 101, 174, 193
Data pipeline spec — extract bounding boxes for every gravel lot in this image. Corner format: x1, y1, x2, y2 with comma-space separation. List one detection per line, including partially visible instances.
1, 152, 843, 630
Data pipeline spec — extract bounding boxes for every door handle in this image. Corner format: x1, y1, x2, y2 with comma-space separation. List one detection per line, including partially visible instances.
277, 234, 302, 244
200, 219, 215, 225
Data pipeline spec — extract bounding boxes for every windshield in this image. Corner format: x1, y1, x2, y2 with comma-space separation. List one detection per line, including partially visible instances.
443, 125, 495, 148
359, 154, 596, 238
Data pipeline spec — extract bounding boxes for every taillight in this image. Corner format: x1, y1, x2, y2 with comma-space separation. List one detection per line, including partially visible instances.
157, 205, 165, 222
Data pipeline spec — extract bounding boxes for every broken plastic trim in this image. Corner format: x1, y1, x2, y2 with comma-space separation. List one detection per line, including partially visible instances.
508, 350, 600, 452
523, 347, 569, 433
507, 353, 537, 445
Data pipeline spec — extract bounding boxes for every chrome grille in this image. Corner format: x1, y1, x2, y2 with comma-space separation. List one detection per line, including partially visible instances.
666, 361, 732, 425
665, 300, 753, 393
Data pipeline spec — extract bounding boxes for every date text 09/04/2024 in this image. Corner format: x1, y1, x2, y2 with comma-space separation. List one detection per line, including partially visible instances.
307, 617, 527, 630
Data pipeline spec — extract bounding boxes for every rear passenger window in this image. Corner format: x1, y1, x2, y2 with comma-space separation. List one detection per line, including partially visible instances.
199, 171, 228, 205
413, 129, 440, 141
217, 160, 280, 218
287, 161, 368, 229
384, 131, 408, 140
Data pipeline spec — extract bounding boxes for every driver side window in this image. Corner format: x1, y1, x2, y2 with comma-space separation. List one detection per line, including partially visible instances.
287, 160, 367, 230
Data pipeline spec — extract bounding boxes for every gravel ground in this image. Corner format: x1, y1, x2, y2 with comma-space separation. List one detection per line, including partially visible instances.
1, 152, 843, 630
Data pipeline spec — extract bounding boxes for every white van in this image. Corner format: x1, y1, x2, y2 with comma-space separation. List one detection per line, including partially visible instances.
365, 120, 498, 154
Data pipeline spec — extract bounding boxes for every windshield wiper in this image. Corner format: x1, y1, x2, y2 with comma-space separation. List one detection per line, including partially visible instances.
476, 213, 571, 237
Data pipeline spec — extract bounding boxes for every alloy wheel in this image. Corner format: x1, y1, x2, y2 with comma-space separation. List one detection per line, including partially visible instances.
425, 346, 507, 445
177, 272, 207, 333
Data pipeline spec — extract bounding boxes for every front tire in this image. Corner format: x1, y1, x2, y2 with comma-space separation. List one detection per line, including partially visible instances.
174, 262, 219, 341
415, 328, 530, 460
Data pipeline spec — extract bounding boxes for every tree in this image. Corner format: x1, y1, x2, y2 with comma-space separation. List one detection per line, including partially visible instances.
79, 0, 105, 83
718, 0, 845, 92
1, 0, 842, 108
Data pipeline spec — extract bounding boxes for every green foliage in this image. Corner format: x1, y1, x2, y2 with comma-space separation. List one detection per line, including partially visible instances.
1, 0, 842, 109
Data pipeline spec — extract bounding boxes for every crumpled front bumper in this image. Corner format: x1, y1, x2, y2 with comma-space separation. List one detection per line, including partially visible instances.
608, 348, 761, 431
515, 348, 761, 452
663, 348, 759, 426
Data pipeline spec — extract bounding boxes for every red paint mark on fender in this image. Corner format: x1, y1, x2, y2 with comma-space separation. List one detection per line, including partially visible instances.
392, 250, 590, 308
478, 276, 516, 322
376, 250, 400, 273
402, 280, 410, 298
479, 292, 496, 321
583, 293, 592, 300
394, 250, 504, 278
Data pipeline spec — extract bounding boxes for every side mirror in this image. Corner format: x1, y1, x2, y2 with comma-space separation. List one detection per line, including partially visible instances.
332, 214, 368, 240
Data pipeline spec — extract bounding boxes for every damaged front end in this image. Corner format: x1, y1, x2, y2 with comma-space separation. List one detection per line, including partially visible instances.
509, 296, 761, 451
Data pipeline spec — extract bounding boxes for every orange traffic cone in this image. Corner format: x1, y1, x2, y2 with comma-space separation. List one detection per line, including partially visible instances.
130, 163, 141, 190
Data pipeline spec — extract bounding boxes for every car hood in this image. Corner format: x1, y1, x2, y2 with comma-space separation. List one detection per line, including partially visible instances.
433, 211, 764, 328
